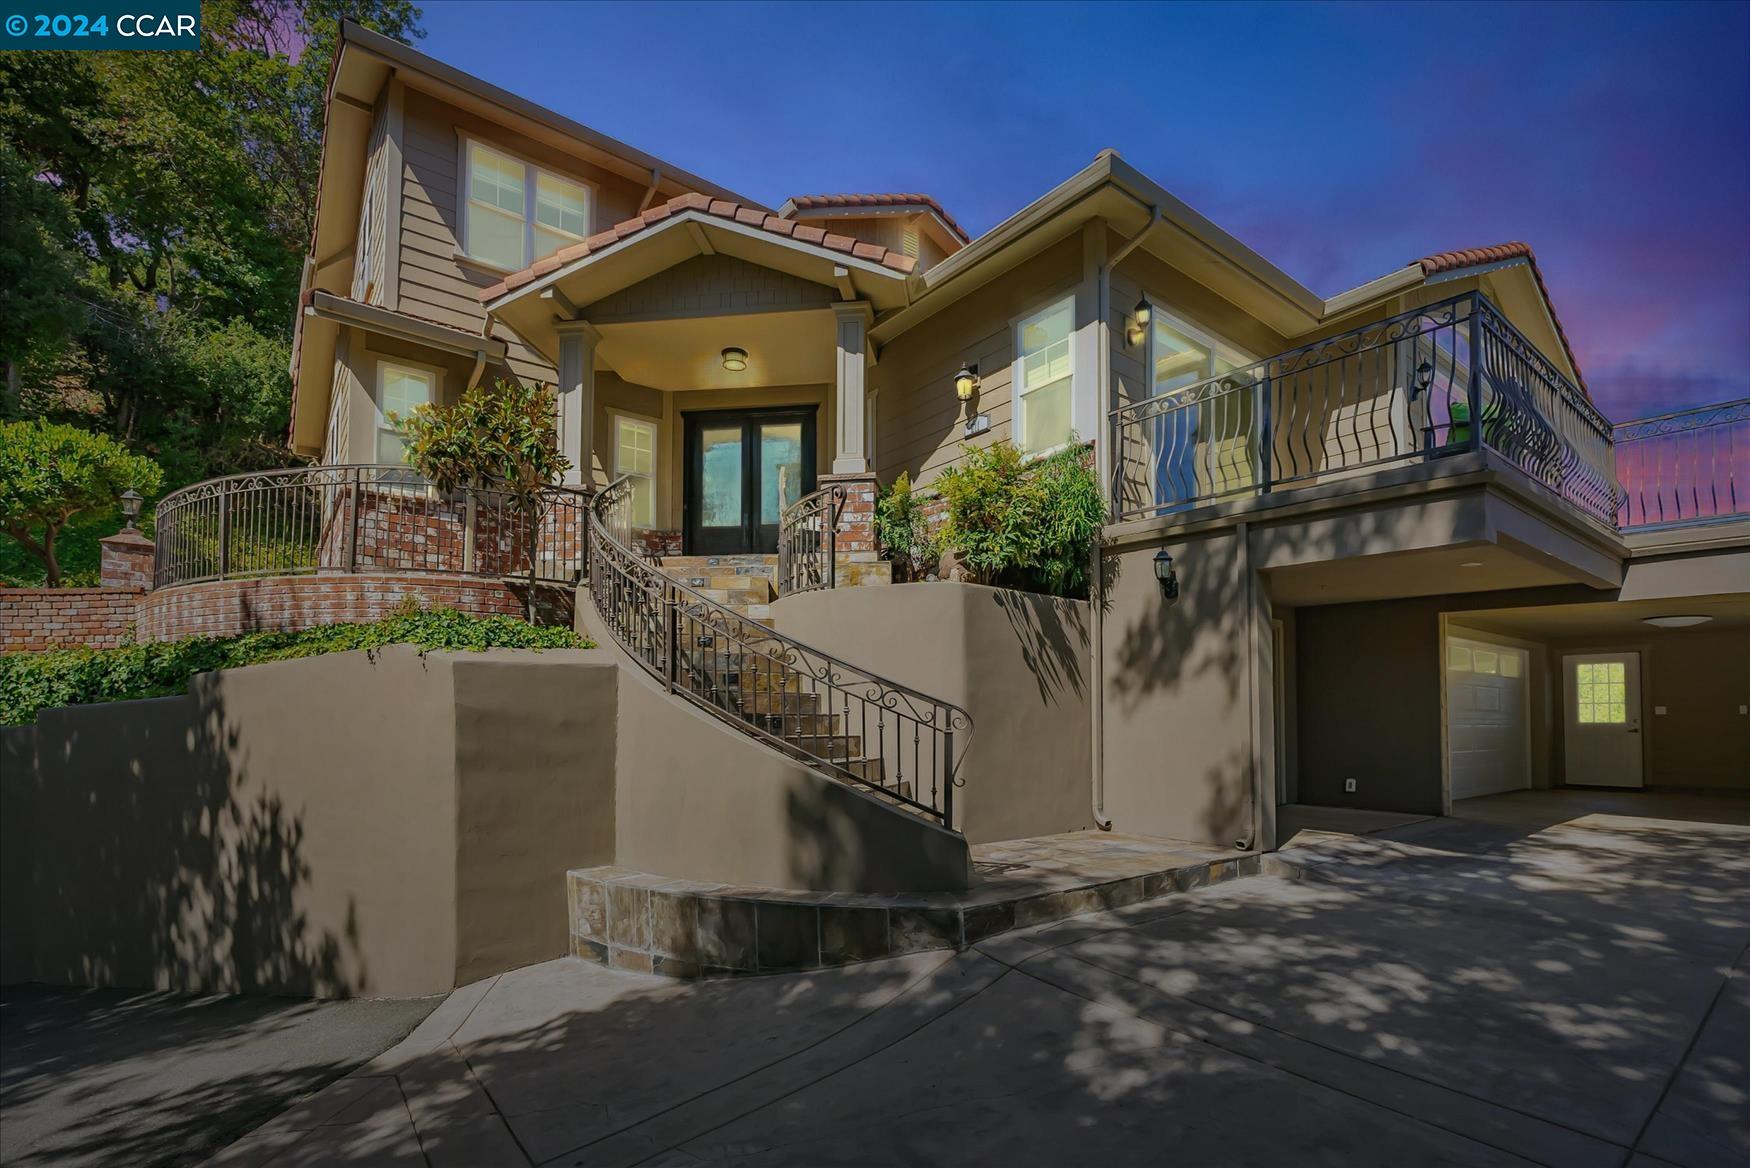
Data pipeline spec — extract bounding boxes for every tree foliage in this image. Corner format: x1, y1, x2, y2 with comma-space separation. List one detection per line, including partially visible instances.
933, 440, 1104, 597
0, 418, 164, 585
0, 2, 423, 581
874, 472, 940, 582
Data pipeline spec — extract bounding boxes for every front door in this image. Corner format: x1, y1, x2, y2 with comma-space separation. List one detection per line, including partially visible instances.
1563, 652, 1645, 788
684, 408, 816, 555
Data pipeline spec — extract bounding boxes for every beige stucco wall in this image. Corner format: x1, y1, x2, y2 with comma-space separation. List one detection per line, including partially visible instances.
772, 582, 1094, 843
0, 647, 614, 998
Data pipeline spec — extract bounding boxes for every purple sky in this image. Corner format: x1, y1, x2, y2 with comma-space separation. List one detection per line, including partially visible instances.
419, 0, 1749, 422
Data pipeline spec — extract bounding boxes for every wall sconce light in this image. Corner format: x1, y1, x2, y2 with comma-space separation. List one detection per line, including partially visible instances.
119, 488, 143, 530
721, 347, 749, 372
1153, 547, 1179, 602
1411, 360, 1434, 399
953, 362, 979, 402
1126, 298, 1151, 347
1133, 298, 1152, 327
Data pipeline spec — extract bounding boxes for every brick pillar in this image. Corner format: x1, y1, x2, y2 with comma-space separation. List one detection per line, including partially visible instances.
819, 472, 878, 563
99, 529, 155, 590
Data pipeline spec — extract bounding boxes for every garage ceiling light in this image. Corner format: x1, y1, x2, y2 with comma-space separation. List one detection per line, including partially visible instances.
1642, 615, 1712, 628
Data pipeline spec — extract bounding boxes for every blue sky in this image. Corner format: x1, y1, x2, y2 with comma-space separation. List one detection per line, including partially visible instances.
419, 0, 1750, 419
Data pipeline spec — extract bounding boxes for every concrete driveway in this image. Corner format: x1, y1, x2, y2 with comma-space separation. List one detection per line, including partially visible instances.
202, 792, 1749, 1168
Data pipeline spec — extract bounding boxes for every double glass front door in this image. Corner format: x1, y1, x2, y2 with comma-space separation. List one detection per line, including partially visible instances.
684, 408, 816, 555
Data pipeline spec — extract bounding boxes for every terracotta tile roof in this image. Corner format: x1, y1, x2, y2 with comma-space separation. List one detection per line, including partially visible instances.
479, 192, 917, 303
784, 193, 970, 243
1414, 241, 1588, 396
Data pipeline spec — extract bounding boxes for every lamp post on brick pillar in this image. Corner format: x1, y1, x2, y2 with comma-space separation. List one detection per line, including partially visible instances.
99, 490, 156, 591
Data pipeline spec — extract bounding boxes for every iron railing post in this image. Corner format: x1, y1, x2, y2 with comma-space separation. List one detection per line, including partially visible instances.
1467, 295, 1485, 454
828, 491, 839, 590
1256, 376, 1273, 496
347, 466, 362, 573
662, 583, 677, 693
942, 729, 955, 831
216, 481, 231, 580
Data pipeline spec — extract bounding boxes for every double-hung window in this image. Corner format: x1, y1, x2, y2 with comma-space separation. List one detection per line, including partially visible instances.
376, 362, 436, 465
464, 141, 590, 271
612, 413, 658, 528
1014, 296, 1076, 455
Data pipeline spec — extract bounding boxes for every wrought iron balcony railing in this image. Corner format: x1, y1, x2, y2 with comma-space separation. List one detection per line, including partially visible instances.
1109, 292, 1618, 528
152, 464, 591, 590
1613, 398, 1749, 531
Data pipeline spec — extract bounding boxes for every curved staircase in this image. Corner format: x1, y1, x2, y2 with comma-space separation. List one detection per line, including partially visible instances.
586, 479, 969, 827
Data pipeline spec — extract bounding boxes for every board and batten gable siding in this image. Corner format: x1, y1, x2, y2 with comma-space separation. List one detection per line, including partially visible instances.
873, 234, 1083, 487
395, 88, 656, 387
584, 253, 834, 320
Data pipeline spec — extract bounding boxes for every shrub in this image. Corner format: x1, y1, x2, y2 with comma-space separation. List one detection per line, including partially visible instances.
0, 419, 164, 586
0, 607, 590, 726
933, 439, 1103, 597
874, 472, 940, 581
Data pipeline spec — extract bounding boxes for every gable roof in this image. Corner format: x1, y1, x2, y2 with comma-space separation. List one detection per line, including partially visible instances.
781, 193, 970, 243
1414, 241, 1588, 394
478, 191, 917, 304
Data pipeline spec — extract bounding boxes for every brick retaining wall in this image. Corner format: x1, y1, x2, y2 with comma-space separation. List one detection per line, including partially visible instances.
0, 589, 145, 653
135, 573, 537, 642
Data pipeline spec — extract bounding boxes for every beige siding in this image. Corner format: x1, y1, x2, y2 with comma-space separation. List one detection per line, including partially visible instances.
874, 234, 1084, 488
351, 94, 392, 305
584, 253, 833, 320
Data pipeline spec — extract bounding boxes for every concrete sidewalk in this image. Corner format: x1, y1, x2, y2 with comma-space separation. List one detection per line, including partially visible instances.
0, 987, 435, 1168
205, 801, 1750, 1167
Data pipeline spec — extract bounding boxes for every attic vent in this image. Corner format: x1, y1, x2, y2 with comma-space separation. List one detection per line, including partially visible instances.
902, 225, 920, 259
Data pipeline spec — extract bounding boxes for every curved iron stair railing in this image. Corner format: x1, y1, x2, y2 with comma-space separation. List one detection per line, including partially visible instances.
776, 483, 846, 597
588, 476, 969, 827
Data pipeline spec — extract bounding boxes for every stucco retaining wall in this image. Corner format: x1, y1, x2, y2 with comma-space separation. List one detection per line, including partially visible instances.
773, 581, 1093, 843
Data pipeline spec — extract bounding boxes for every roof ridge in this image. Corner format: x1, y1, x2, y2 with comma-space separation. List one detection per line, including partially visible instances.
782, 193, 970, 243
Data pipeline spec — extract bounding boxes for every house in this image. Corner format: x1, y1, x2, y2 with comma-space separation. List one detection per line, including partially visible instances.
259, 23, 1750, 866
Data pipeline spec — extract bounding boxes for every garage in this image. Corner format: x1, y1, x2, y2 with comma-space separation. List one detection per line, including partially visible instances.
1445, 635, 1531, 800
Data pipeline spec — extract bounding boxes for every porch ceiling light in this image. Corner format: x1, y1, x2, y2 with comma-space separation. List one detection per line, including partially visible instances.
721, 347, 749, 373
954, 363, 979, 402
1642, 615, 1712, 628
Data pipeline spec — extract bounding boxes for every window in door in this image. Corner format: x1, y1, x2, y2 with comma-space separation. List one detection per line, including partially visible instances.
1014, 296, 1075, 455
1574, 660, 1628, 724
376, 362, 435, 465
612, 413, 658, 528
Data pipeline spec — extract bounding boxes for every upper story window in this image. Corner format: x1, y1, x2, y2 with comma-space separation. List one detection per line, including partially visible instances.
464, 140, 590, 272
1148, 305, 1251, 397
1014, 295, 1075, 455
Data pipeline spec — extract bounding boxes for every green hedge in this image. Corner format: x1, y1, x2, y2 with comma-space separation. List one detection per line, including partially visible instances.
1, 608, 589, 726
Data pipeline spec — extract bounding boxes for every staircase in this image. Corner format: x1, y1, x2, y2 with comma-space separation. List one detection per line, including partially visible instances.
586, 479, 968, 827
651, 554, 891, 793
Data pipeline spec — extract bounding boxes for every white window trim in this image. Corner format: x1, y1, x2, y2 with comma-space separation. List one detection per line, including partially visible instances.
1142, 298, 1257, 400
607, 407, 661, 529
1010, 291, 1081, 461
374, 358, 444, 465
456, 134, 597, 274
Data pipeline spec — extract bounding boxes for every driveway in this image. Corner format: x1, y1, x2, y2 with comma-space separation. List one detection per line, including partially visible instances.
204, 793, 1750, 1167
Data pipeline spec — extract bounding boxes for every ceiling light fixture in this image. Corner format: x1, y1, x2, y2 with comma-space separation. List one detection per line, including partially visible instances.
1459, 561, 1484, 568
1642, 615, 1712, 629
720, 347, 748, 372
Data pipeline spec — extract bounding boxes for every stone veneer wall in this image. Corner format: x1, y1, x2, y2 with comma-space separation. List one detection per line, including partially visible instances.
0, 589, 145, 653
135, 573, 538, 642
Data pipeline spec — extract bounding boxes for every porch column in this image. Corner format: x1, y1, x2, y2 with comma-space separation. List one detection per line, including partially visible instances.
831, 302, 874, 475
555, 320, 601, 488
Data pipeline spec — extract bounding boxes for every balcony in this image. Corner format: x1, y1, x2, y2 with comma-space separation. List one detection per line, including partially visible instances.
1107, 293, 1747, 540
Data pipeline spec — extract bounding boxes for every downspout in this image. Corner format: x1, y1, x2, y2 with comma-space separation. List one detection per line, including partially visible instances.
1090, 202, 1161, 831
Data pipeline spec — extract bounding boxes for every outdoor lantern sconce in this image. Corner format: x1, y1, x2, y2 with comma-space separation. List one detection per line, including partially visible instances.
1127, 297, 1152, 347
721, 347, 749, 372
953, 362, 979, 402
1410, 360, 1434, 400
119, 488, 143, 530
1154, 548, 1180, 602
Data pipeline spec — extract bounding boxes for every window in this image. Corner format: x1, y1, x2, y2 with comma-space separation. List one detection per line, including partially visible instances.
376, 363, 435, 465
1145, 302, 1258, 495
612, 414, 658, 528
1575, 661, 1627, 725
464, 140, 591, 271
1014, 296, 1075, 455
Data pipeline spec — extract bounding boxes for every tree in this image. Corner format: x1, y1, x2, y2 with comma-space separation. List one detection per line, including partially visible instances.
0, 419, 164, 586
397, 379, 571, 619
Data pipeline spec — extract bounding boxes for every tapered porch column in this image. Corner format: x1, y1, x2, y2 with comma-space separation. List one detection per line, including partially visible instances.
555, 320, 602, 488
831, 302, 874, 475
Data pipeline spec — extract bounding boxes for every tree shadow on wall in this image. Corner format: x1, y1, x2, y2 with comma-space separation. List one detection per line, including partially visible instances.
17, 673, 366, 1002
992, 588, 1088, 707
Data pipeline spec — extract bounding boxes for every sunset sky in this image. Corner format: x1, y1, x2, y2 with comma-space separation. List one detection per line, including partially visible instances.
419, 0, 1750, 422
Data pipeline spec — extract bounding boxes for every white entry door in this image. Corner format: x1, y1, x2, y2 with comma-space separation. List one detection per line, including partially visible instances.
1447, 637, 1531, 800
1563, 652, 1644, 788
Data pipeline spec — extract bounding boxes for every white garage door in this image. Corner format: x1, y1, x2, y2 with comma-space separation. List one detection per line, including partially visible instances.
1446, 637, 1530, 800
